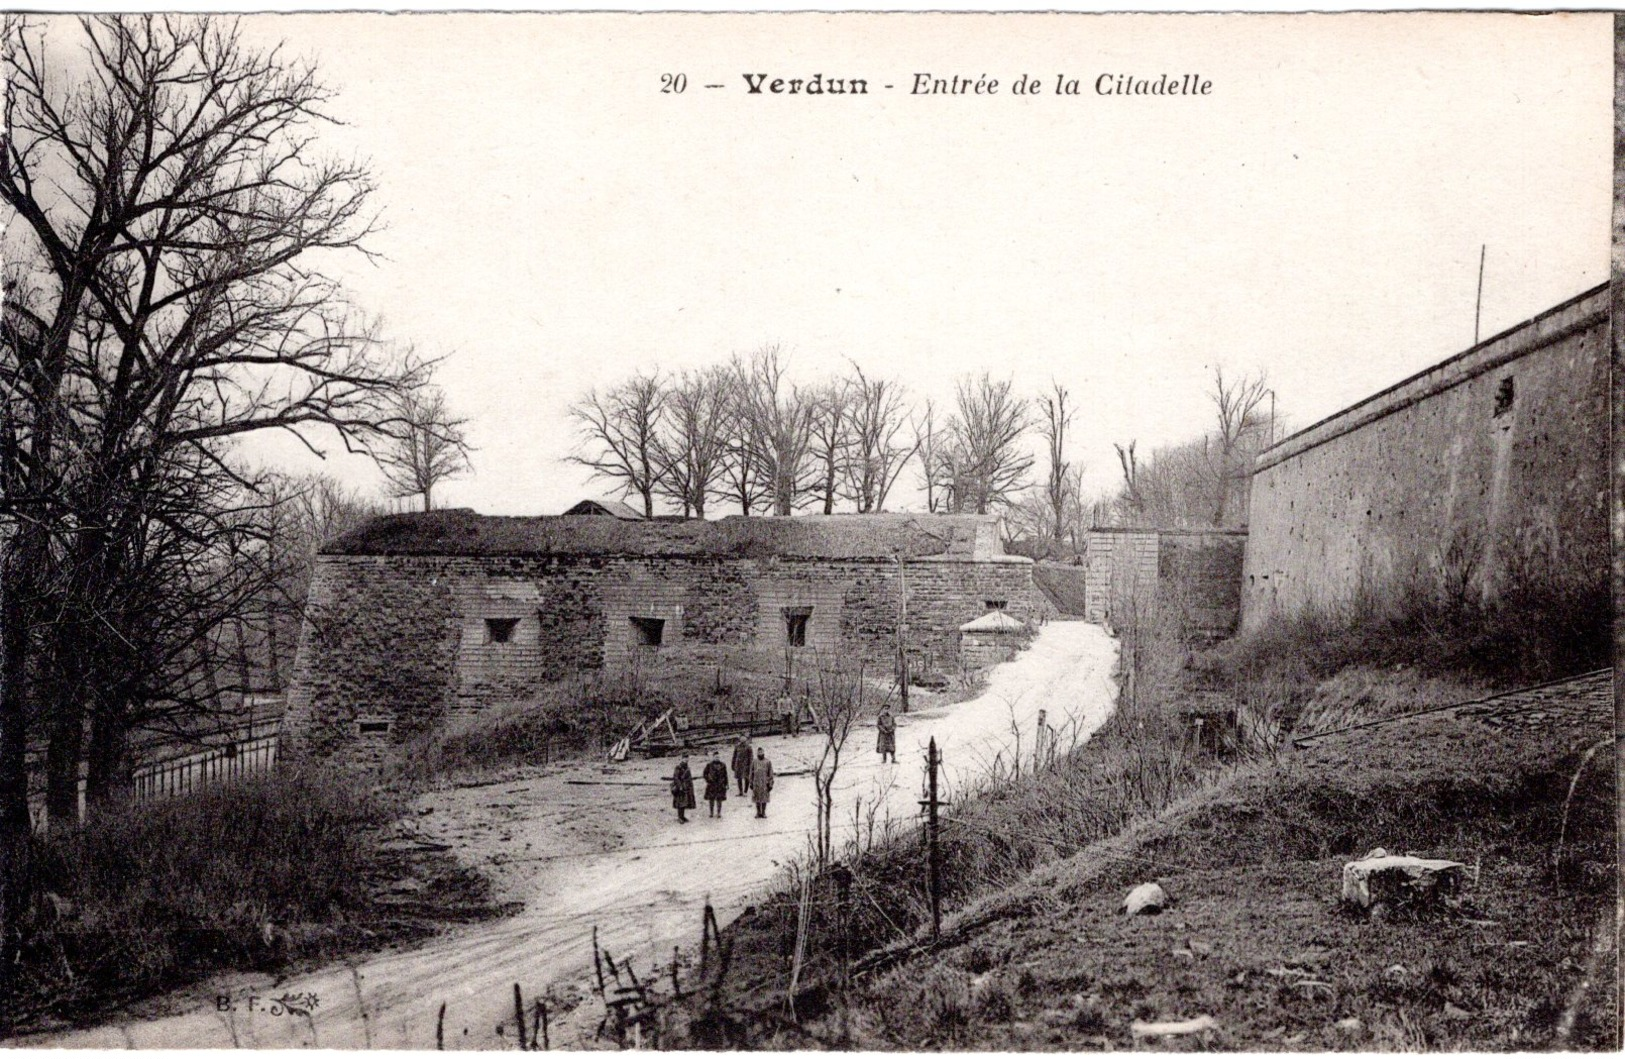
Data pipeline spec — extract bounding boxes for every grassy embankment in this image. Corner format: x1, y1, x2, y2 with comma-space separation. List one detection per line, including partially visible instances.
661, 567, 1614, 1050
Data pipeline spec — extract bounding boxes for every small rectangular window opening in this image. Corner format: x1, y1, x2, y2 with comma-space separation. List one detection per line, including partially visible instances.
357, 720, 391, 735
485, 617, 520, 644
630, 616, 665, 647
783, 607, 812, 647
984, 599, 1008, 611
1494, 376, 1515, 418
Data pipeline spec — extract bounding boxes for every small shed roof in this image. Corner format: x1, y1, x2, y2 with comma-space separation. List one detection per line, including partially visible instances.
563, 498, 646, 520
958, 610, 1027, 633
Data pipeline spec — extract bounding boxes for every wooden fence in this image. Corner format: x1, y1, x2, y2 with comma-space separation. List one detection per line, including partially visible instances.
27, 701, 284, 831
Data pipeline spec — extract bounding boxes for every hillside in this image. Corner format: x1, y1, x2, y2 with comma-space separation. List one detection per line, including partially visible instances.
664, 670, 1615, 1050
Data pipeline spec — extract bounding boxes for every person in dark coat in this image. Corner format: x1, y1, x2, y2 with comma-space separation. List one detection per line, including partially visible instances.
731, 738, 753, 796
749, 747, 775, 818
876, 708, 897, 763
702, 755, 729, 818
671, 754, 697, 824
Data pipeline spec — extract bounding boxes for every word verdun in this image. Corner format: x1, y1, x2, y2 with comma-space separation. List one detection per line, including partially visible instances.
743, 73, 869, 94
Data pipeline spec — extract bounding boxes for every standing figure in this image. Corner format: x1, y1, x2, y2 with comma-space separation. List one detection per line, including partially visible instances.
702, 754, 729, 818
731, 737, 754, 796
749, 747, 775, 818
671, 754, 697, 824
876, 708, 897, 764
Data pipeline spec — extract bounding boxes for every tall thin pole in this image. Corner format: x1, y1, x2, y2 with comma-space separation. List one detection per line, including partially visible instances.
1474, 244, 1487, 345
927, 737, 941, 941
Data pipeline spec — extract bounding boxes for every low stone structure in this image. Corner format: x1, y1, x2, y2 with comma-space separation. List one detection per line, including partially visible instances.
280, 511, 1041, 769
1080, 527, 1246, 636
958, 609, 1030, 669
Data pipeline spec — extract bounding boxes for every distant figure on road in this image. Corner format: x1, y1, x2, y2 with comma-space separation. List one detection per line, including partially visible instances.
671, 754, 697, 824
731, 738, 754, 796
876, 708, 897, 763
749, 747, 775, 818
702, 755, 729, 818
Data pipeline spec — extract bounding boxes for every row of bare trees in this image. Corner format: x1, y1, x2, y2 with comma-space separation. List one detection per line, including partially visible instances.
570, 347, 1040, 519
0, 14, 464, 989
1105, 368, 1275, 531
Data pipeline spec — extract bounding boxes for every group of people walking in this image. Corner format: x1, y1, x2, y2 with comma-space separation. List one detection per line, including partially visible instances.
668, 739, 775, 823
664, 703, 1059, 824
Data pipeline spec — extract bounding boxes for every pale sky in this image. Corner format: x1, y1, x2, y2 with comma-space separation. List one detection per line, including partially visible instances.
221, 12, 1611, 515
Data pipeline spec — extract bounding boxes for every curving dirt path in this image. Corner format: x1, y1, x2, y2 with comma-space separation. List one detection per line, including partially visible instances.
35, 621, 1117, 1050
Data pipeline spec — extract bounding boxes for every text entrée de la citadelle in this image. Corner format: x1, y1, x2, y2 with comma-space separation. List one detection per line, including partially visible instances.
657, 72, 1215, 97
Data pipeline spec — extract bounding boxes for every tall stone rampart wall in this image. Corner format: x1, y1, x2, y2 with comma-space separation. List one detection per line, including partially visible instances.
1242, 284, 1609, 628
280, 552, 1037, 769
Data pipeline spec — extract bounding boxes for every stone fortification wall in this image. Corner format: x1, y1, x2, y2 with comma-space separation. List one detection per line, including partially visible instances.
280, 550, 1036, 769
1243, 284, 1609, 628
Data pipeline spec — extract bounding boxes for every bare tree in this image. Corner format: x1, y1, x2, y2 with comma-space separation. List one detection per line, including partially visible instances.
842, 364, 917, 514
1206, 367, 1271, 527
654, 367, 733, 518
568, 371, 667, 517
1038, 382, 1074, 542
807, 659, 864, 869
0, 13, 415, 854
732, 346, 816, 516
1114, 441, 1141, 520
806, 379, 854, 514
913, 399, 944, 514
940, 373, 1034, 514
374, 382, 473, 512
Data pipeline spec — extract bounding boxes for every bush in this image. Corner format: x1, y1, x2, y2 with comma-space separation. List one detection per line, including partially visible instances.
13, 769, 398, 1028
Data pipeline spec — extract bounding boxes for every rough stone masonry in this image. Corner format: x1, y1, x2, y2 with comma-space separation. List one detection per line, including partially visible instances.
279, 512, 1042, 769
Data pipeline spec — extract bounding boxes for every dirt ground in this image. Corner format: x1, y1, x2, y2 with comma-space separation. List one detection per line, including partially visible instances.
33, 620, 1118, 1049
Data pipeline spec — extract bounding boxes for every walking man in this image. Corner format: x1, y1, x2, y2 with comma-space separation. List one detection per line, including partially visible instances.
731, 737, 753, 797
702, 754, 729, 818
876, 707, 897, 764
749, 746, 775, 818
671, 754, 697, 824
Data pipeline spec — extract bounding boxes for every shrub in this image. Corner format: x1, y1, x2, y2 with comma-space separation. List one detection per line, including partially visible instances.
13, 769, 398, 1027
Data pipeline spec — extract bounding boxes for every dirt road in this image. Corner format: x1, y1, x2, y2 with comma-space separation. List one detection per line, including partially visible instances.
40, 621, 1116, 1049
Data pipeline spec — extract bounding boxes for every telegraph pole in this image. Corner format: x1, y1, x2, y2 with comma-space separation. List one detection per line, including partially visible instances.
1474, 244, 1486, 344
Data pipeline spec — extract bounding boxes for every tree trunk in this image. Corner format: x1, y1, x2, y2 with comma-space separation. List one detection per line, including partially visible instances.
0, 558, 37, 1000
85, 705, 132, 811
44, 697, 82, 829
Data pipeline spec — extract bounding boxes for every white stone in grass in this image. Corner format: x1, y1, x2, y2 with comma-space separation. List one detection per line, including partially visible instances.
1122, 882, 1168, 916
1131, 1015, 1217, 1037
1341, 854, 1465, 909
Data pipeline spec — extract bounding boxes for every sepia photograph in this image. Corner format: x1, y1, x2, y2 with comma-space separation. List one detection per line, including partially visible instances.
0, 9, 1616, 1050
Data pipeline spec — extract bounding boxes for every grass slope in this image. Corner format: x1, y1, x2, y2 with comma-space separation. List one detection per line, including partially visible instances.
669, 673, 1614, 1051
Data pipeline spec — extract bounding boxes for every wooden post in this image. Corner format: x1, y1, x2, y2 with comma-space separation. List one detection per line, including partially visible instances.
671, 945, 682, 999
436, 1001, 446, 1050
513, 983, 528, 1050
535, 998, 549, 1051
927, 737, 941, 941
592, 927, 606, 998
